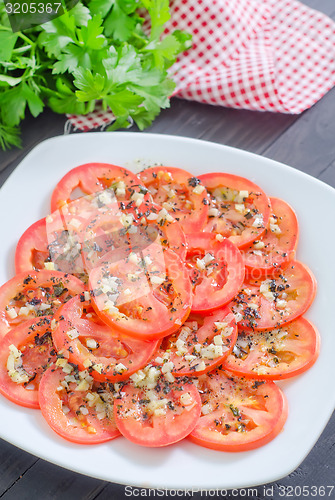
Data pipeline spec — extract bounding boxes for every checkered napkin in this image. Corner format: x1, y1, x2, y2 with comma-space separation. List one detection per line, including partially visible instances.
66, 0, 335, 132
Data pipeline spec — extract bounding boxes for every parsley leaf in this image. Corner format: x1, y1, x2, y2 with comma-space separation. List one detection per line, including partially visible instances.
0, 0, 192, 150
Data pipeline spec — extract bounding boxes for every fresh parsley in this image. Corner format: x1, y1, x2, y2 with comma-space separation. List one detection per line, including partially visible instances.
0, 0, 191, 150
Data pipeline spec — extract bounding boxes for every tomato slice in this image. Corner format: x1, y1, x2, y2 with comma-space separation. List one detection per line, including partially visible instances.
82, 201, 187, 271
0, 316, 56, 409
39, 366, 120, 444
51, 163, 149, 213
222, 317, 320, 380
198, 173, 271, 248
186, 233, 244, 313
241, 198, 299, 278
230, 261, 316, 330
45, 211, 88, 279
0, 270, 86, 339
158, 307, 237, 376
15, 218, 49, 274
52, 295, 159, 382
189, 369, 288, 452
15, 213, 88, 280
89, 245, 192, 340
114, 369, 201, 447
138, 166, 209, 234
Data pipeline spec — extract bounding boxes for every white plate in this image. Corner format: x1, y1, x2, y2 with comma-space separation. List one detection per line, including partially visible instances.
0, 132, 334, 490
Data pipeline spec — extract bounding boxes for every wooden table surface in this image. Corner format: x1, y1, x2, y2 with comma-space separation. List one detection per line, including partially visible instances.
0, 1, 334, 498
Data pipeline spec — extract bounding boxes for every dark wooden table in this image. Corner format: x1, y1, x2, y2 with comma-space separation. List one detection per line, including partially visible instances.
0, 1, 334, 498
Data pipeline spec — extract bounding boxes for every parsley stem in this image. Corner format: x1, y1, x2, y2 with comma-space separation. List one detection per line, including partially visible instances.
17, 33, 34, 46
12, 45, 32, 54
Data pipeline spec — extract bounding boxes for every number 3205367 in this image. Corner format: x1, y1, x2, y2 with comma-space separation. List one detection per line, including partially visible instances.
5, 2, 62, 14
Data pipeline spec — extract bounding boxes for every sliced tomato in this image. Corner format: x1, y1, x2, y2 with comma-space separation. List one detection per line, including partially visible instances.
15, 213, 87, 280
186, 233, 244, 313
0, 270, 85, 339
241, 198, 298, 278
0, 316, 56, 409
138, 166, 209, 234
230, 261, 316, 330
39, 366, 120, 444
158, 307, 237, 376
52, 295, 159, 382
82, 201, 187, 271
89, 245, 192, 340
198, 173, 271, 248
114, 371, 201, 447
189, 369, 288, 452
222, 317, 320, 380
45, 211, 87, 279
51, 163, 149, 213
15, 218, 49, 274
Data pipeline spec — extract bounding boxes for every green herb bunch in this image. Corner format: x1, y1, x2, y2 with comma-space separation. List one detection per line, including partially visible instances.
0, 0, 191, 151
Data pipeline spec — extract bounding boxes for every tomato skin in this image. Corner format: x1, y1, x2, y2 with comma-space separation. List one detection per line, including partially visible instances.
15, 218, 49, 274
186, 233, 245, 313
39, 366, 120, 444
158, 307, 237, 377
89, 245, 192, 341
0, 316, 56, 409
51, 163, 147, 213
222, 317, 320, 380
138, 166, 209, 234
189, 369, 288, 452
114, 378, 201, 447
241, 198, 299, 278
198, 173, 271, 249
52, 295, 160, 382
230, 261, 317, 331
0, 270, 86, 339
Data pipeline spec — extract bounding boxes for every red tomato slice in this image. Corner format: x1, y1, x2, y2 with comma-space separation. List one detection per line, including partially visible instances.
241, 198, 299, 278
114, 373, 201, 447
222, 317, 320, 380
52, 295, 159, 382
39, 366, 120, 444
51, 163, 149, 213
0, 316, 56, 409
89, 245, 192, 340
15, 213, 88, 280
82, 201, 187, 271
189, 369, 288, 452
0, 270, 85, 339
45, 211, 87, 279
158, 307, 237, 376
138, 166, 209, 234
15, 218, 49, 274
186, 233, 245, 313
198, 173, 271, 248
230, 261, 316, 330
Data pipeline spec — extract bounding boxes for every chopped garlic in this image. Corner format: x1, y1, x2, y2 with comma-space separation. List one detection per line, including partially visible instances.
44, 262, 55, 271
235, 203, 245, 213
6, 308, 17, 319
75, 379, 90, 391
86, 338, 97, 349
18, 307, 30, 316
115, 363, 127, 374
180, 393, 192, 406
253, 240, 265, 250
201, 403, 212, 415
67, 328, 80, 340
193, 185, 205, 195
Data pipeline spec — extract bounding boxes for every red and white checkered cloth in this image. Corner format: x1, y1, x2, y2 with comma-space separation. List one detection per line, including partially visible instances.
66, 0, 335, 131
